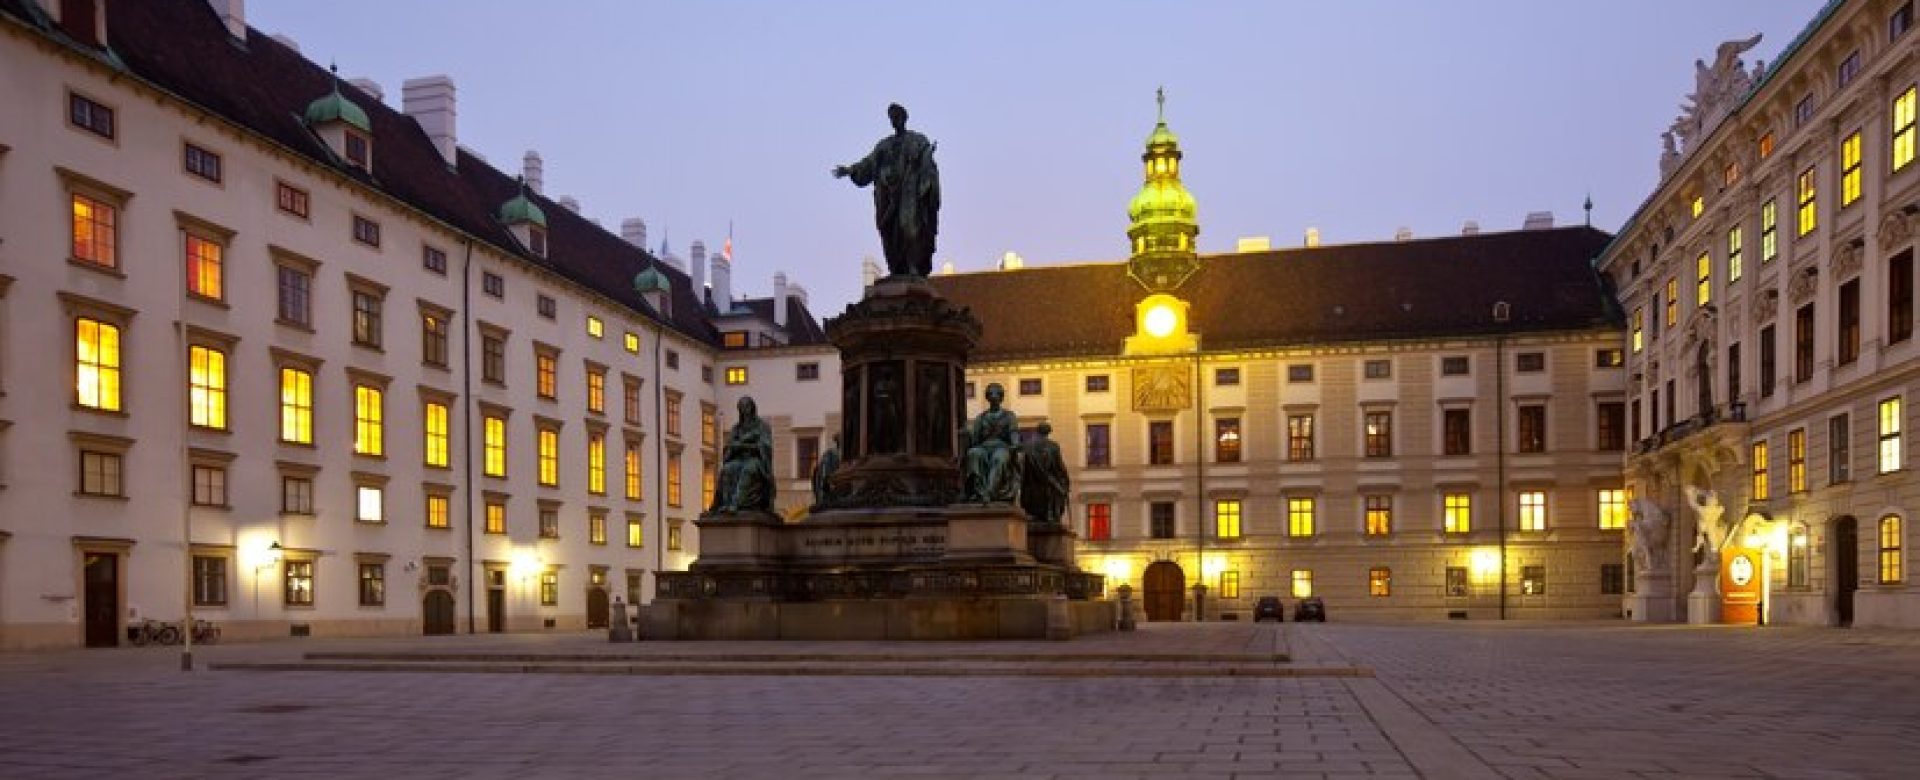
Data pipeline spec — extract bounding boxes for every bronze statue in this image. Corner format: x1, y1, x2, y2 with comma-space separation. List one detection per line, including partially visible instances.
833, 103, 940, 278
961, 383, 1020, 503
1019, 421, 1069, 526
709, 396, 775, 514
810, 433, 841, 508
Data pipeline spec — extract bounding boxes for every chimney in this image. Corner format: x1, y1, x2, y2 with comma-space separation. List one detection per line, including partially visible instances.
710, 250, 733, 312
207, 0, 246, 39
522, 151, 544, 194
270, 33, 299, 51
347, 77, 383, 103
1461, 220, 1481, 236
1304, 228, 1321, 248
861, 256, 882, 288
998, 251, 1024, 270
1394, 227, 1414, 241
689, 240, 708, 294
773, 272, 791, 328
790, 283, 809, 312
558, 196, 580, 213
1237, 236, 1271, 252
621, 218, 648, 248
1522, 211, 1555, 230
401, 76, 457, 166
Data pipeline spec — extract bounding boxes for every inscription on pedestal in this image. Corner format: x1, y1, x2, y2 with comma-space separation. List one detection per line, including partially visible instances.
800, 531, 946, 557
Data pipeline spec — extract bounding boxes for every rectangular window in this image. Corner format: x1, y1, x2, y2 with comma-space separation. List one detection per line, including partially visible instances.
1290, 570, 1313, 599
536, 352, 557, 399
1760, 325, 1777, 397
1665, 277, 1679, 327
482, 334, 506, 384
426, 494, 450, 529
1018, 378, 1042, 396
1148, 421, 1174, 465
485, 501, 506, 535
1444, 493, 1472, 533
627, 516, 645, 548
1789, 524, 1810, 588
1598, 488, 1628, 530
1881, 396, 1904, 473
1443, 409, 1472, 455
353, 385, 383, 456
1761, 200, 1779, 263
1597, 402, 1625, 451
77, 451, 123, 496
625, 442, 643, 500
1216, 499, 1243, 540
539, 508, 559, 539
667, 452, 683, 507
1521, 565, 1547, 596
1893, 251, 1915, 345
1364, 411, 1392, 458
1518, 490, 1547, 532
1085, 423, 1111, 467
71, 193, 118, 269
1365, 495, 1392, 536
1214, 418, 1242, 463
1895, 86, 1917, 172
1880, 515, 1905, 583
1796, 166, 1817, 237
344, 130, 370, 168
1441, 356, 1469, 376
420, 311, 449, 368
1759, 131, 1776, 160
1286, 364, 1313, 383
356, 485, 383, 523
1601, 563, 1626, 595
588, 432, 607, 495
666, 350, 680, 370
1727, 227, 1743, 283
282, 476, 313, 514
668, 523, 684, 551
1842, 132, 1864, 207
1788, 428, 1807, 493
1795, 94, 1817, 127
586, 369, 606, 413
352, 291, 382, 348
1149, 502, 1175, 539
187, 345, 228, 430
539, 571, 559, 606
1795, 304, 1816, 383
422, 245, 447, 274
624, 377, 643, 424
1839, 280, 1861, 366
484, 416, 507, 477
722, 332, 747, 349
1369, 567, 1391, 597
1690, 194, 1704, 219
1287, 497, 1315, 538
1516, 352, 1545, 373
666, 395, 682, 437
625, 332, 641, 354
1729, 343, 1743, 402
625, 573, 642, 604
1364, 359, 1392, 379
1752, 440, 1771, 500
184, 234, 224, 300
702, 408, 718, 448
358, 563, 386, 607
352, 215, 381, 247
1219, 571, 1241, 599
1517, 405, 1546, 453
284, 561, 314, 606
275, 181, 310, 218
701, 459, 716, 509
190, 465, 227, 507
1897, 2, 1916, 38
797, 362, 821, 382
538, 428, 560, 487
1631, 308, 1644, 353
1084, 374, 1110, 393
69, 92, 114, 138
1446, 566, 1470, 597
180, 143, 223, 184
796, 436, 821, 482
1838, 50, 1862, 88
75, 318, 122, 412
589, 511, 608, 546
1287, 414, 1315, 461
1831, 414, 1852, 484
1695, 251, 1711, 306
530, 226, 549, 257
1086, 503, 1112, 541
192, 556, 228, 606
724, 367, 748, 386
585, 315, 603, 339
1215, 367, 1242, 386
483, 272, 505, 298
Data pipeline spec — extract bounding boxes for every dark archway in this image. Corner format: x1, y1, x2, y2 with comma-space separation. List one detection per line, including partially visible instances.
1833, 516, 1858, 627
422, 590, 456, 635
1142, 561, 1185, 622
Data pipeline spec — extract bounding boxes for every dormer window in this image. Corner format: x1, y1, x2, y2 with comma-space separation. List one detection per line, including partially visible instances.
497, 178, 550, 258
529, 225, 547, 257
344, 130, 370, 168
304, 67, 374, 170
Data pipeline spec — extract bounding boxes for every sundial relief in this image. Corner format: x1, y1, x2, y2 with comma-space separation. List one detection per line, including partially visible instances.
1132, 366, 1192, 412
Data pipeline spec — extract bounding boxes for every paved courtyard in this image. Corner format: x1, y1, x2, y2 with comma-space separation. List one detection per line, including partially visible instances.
2, 621, 1918, 778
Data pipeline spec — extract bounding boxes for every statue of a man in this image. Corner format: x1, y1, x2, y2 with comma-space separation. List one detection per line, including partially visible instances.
833, 103, 940, 278
961, 383, 1019, 503
1019, 422, 1069, 525
1628, 498, 1670, 572
810, 433, 841, 508
1684, 485, 1728, 555
709, 396, 775, 514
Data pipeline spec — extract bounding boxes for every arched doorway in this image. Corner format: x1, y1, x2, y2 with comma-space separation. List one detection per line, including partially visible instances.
1833, 516, 1858, 627
1142, 561, 1185, 622
422, 590, 456, 635
585, 587, 610, 629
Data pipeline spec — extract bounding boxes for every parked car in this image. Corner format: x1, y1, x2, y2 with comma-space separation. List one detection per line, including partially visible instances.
1294, 597, 1327, 622
1253, 596, 1285, 622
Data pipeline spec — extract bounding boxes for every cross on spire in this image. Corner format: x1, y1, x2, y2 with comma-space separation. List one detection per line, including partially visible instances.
1156, 86, 1165, 122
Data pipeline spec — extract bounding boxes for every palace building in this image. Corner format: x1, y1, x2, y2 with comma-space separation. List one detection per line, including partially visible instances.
932, 100, 1631, 620
0, 0, 832, 648
1602, 0, 1920, 628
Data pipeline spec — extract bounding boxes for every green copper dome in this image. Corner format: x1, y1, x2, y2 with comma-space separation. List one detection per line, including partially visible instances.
1126, 89, 1201, 293
1145, 119, 1180, 150
632, 267, 672, 295
304, 84, 371, 134
499, 189, 548, 228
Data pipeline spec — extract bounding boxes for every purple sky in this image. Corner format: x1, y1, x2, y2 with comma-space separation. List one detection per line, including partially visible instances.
251, 1, 1823, 313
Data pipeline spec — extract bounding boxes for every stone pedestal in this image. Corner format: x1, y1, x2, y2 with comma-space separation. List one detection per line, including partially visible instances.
1026, 524, 1078, 568
1627, 571, 1678, 622
1687, 558, 1722, 625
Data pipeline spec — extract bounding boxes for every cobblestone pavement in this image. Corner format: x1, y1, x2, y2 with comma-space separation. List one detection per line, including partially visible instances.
2, 622, 1917, 778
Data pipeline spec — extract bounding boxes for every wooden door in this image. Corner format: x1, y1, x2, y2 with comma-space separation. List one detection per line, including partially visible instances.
83, 553, 118, 647
422, 590, 456, 635
585, 587, 609, 629
1142, 561, 1185, 622
1834, 516, 1858, 627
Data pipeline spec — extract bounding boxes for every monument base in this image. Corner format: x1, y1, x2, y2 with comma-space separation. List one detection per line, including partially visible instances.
1687, 559, 1721, 625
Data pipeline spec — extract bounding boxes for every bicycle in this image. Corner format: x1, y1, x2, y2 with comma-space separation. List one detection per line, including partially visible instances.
126, 619, 180, 646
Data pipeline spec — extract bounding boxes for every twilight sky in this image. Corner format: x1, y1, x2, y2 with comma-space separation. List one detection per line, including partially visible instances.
251, 1, 1824, 313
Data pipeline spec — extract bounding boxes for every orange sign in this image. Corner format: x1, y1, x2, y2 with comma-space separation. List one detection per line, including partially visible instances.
1719, 546, 1762, 624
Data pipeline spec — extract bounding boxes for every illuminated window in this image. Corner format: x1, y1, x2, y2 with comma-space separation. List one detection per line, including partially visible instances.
1369, 567, 1391, 597
586, 368, 605, 413
426, 494, 450, 529
353, 385, 383, 456
1219, 571, 1241, 599
625, 332, 640, 353
1149, 421, 1175, 465
722, 331, 747, 349
75, 318, 122, 411
1788, 428, 1807, 493
187, 345, 227, 429
539, 570, 559, 606
1895, 86, 1917, 172
701, 459, 717, 509
1086, 503, 1111, 540
539, 508, 559, 539
1664, 277, 1678, 327
702, 407, 718, 447
1758, 131, 1775, 160
424, 401, 449, 467
588, 432, 607, 495
1751, 440, 1771, 500
586, 316, 603, 338
1836, 131, 1865, 210
1727, 226, 1743, 283
1214, 418, 1242, 463
1287, 414, 1314, 461
1521, 565, 1547, 596
1446, 566, 1469, 596
1689, 194, 1703, 218
485, 500, 506, 534
1761, 200, 1778, 263
356, 484, 383, 523
1287, 497, 1315, 537
70, 193, 117, 269
284, 561, 314, 606
1215, 499, 1242, 539
667, 452, 683, 507
589, 511, 608, 545
185, 234, 224, 300
725, 366, 748, 386
1597, 489, 1628, 530
1631, 308, 1644, 353
1290, 569, 1313, 599
1086, 423, 1111, 467
536, 351, 557, 399
625, 441, 643, 500
1880, 515, 1905, 583
627, 515, 645, 547
1364, 411, 1392, 458
1444, 493, 1472, 533
1723, 161, 1740, 187
668, 522, 684, 551
538, 428, 560, 486
1796, 166, 1817, 236
1696, 251, 1711, 306
1365, 495, 1392, 535
1518, 490, 1547, 532
1881, 396, 1904, 473
484, 415, 507, 477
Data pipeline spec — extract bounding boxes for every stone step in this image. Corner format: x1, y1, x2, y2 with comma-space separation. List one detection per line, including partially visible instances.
301, 650, 1291, 664
211, 659, 1369, 678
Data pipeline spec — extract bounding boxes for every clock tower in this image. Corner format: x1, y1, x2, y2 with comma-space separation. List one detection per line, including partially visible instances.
1125, 88, 1201, 292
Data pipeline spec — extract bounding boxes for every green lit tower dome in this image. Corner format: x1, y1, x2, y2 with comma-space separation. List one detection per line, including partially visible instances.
1126, 88, 1200, 292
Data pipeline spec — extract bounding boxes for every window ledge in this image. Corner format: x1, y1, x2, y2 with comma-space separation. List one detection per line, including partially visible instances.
73, 492, 130, 501
68, 258, 125, 278
275, 319, 315, 334
190, 425, 232, 436
187, 293, 230, 310
72, 404, 129, 418
352, 452, 388, 462
280, 512, 315, 521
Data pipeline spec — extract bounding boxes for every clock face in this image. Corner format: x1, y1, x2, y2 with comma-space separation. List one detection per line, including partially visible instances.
1729, 554, 1756, 586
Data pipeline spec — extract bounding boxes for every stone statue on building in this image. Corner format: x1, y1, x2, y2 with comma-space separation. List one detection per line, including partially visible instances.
1666, 34, 1764, 161
1684, 485, 1731, 556
1019, 422, 1070, 526
833, 103, 940, 278
961, 383, 1020, 503
709, 396, 775, 514
1628, 498, 1671, 572
810, 433, 841, 508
